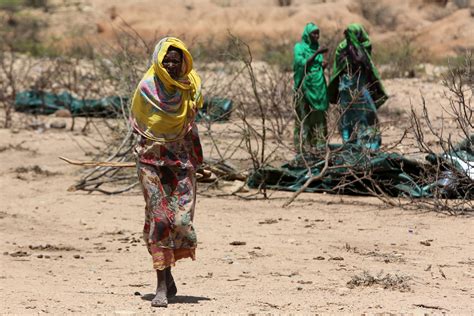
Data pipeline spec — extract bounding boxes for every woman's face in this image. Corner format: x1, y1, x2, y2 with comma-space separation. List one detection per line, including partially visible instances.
163, 49, 182, 80
309, 29, 320, 44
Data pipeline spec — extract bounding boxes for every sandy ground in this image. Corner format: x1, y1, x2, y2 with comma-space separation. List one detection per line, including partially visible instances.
1, 79, 473, 314
19, 0, 474, 59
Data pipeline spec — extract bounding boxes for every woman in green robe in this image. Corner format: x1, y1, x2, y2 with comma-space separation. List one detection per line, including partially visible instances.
293, 22, 329, 150
327, 23, 388, 150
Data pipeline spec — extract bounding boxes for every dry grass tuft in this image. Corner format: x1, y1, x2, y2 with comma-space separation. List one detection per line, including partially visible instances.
347, 270, 412, 292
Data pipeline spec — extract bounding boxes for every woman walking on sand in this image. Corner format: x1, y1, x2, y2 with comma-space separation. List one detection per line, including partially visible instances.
327, 23, 388, 150
130, 37, 203, 308
293, 22, 329, 150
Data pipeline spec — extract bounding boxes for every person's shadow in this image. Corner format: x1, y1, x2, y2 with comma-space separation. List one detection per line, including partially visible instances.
141, 293, 211, 304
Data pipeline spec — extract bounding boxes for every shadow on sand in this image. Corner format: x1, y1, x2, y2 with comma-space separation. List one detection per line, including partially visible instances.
141, 293, 211, 304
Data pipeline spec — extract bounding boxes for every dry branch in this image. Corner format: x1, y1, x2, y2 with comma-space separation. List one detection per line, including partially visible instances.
59, 156, 136, 168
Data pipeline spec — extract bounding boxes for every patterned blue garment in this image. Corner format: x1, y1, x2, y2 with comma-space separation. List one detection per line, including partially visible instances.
338, 72, 381, 150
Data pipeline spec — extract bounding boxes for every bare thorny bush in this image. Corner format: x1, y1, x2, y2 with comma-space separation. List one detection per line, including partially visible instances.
62, 20, 159, 194
195, 33, 295, 198
295, 51, 473, 214
408, 52, 473, 213
0, 16, 155, 193
66, 30, 297, 196
200, 33, 407, 207
1, 14, 472, 211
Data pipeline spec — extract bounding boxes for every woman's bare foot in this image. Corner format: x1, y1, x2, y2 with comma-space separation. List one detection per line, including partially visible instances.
151, 270, 168, 307
165, 267, 177, 298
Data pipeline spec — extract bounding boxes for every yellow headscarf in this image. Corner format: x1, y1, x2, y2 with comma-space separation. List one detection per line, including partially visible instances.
130, 37, 203, 142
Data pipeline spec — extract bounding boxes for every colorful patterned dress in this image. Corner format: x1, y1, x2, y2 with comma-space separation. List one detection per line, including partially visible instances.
135, 124, 203, 270
130, 37, 203, 271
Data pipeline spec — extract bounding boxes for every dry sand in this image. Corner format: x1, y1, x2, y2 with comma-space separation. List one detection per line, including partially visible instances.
1, 78, 473, 314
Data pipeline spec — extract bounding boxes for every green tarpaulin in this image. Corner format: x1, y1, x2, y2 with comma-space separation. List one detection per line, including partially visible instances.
14, 90, 232, 121
14, 91, 126, 117
196, 97, 233, 122
248, 141, 473, 199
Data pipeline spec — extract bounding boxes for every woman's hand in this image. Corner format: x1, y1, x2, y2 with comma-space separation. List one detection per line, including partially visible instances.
347, 44, 370, 69
306, 47, 328, 67
317, 47, 329, 55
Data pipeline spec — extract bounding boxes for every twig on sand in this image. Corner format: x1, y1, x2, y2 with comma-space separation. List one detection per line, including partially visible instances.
413, 304, 448, 311
59, 156, 136, 168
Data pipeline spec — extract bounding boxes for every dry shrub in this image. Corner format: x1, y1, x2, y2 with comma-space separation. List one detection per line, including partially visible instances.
347, 270, 411, 292
453, 0, 471, 8
374, 36, 423, 79
423, 0, 448, 6
408, 51, 473, 213
190, 36, 235, 64
277, 0, 292, 6
260, 37, 293, 72
358, 0, 399, 31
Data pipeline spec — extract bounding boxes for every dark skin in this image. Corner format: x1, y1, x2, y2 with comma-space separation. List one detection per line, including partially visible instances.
344, 29, 370, 70
162, 48, 183, 80
306, 29, 328, 69
150, 46, 183, 308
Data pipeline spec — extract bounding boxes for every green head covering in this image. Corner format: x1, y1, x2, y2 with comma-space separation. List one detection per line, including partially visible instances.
301, 22, 319, 48
293, 23, 328, 111
345, 23, 371, 52
327, 23, 388, 108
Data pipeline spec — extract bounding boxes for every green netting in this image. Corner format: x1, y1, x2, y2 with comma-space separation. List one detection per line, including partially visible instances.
14, 91, 127, 117
15, 90, 232, 121
196, 97, 233, 122
248, 141, 473, 199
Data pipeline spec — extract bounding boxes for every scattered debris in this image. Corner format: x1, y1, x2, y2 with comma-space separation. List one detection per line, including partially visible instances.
248, 251, 268, 258
258, 218, 278, 225
128, 283, 149, 288
230, 241, 246, 246
9, 251, 30, 257
438, 266, 447, 279
29, 244, 77, 251
347, 271, 411, 292
50, 121, 67, 129
344, 243, 405, 263
420, 240, 433, 246
297, 280, 313, 284
28, 120, 46, 131
414, 304, 448, 311
0, 142, 34, 154
197, 272, 213, 279
458, 258, 474, 265
14, 165, 60, 178
270, 271, 299, 278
